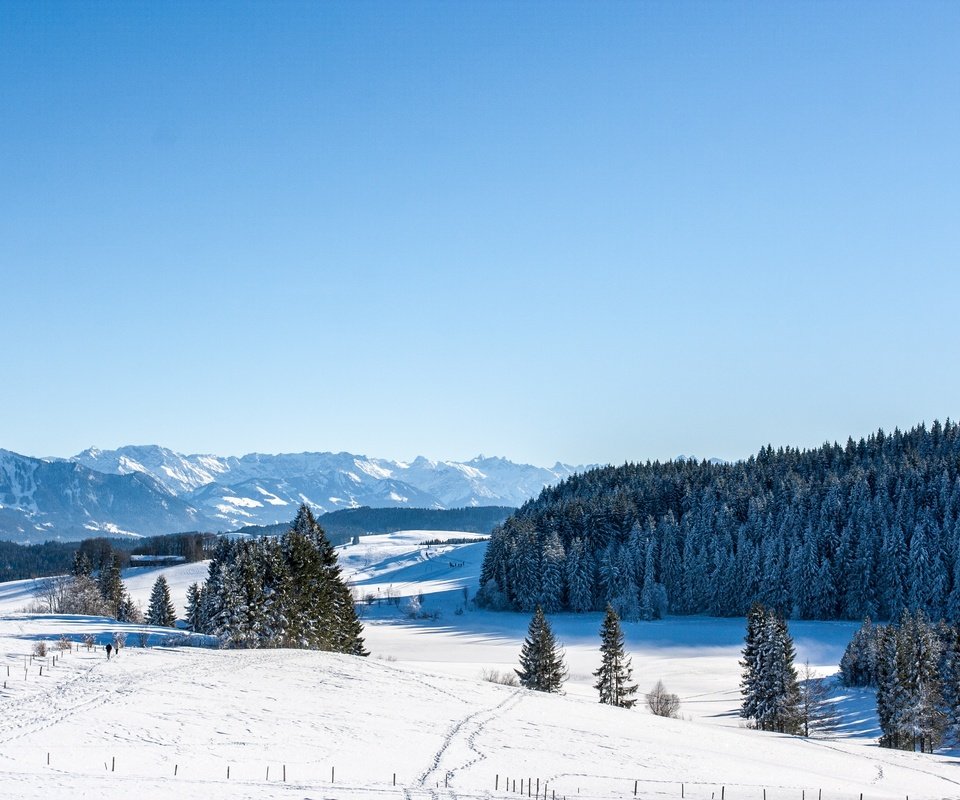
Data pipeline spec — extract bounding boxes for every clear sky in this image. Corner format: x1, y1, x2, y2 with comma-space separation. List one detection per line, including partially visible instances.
2, 1, 959, 467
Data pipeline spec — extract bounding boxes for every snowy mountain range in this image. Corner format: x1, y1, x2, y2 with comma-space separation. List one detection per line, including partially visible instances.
0, 445, 585, 542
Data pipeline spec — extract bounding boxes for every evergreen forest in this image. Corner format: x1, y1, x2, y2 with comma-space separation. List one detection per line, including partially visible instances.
479, 420, 960, 621
195, 504, 367, 654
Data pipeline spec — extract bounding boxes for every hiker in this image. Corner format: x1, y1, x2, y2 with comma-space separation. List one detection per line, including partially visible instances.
106, 643, 112, 660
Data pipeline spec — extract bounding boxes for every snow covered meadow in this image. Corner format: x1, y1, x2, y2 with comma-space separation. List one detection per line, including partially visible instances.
0, 532, 958, 799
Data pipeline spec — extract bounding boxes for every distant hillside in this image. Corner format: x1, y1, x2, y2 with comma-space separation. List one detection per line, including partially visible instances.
479, 420, 960, 622
238, 505, 513, 545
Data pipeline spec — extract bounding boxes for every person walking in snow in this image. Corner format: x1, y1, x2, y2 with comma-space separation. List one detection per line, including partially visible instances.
105, 643, 112, 660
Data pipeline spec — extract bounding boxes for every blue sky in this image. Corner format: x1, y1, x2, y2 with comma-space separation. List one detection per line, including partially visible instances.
2, 2, 959, 466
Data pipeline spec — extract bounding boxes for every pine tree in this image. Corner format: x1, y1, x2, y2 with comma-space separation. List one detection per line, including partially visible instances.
739, 603, 767, 723
516, 605, 567, 693
184, 582, 203, 633
740, 604, 800, 733
593, 605, 637, 708
72, 551, 92, 578
146, 574, 177, 627
98, 555, 126, 619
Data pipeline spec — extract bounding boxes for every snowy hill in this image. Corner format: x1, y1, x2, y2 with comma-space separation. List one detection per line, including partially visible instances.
0, 530, 958, 798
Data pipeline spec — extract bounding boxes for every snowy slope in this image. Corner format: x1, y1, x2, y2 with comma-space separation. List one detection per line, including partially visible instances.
0, 531, 958, 799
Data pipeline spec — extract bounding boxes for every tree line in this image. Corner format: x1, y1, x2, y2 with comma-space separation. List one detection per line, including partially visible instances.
839, 613, 960, 752
479, 420, 960, 621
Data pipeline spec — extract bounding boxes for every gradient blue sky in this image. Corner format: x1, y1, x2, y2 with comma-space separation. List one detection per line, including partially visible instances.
2, 2, 959, 466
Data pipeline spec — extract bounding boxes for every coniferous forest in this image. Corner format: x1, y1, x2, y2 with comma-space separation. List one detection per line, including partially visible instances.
478, 420, 960, 621
197, 504, 367, 654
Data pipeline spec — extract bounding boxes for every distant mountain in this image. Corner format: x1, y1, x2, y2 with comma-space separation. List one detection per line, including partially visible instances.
0, 445, 586, 542
0, 449, 210, 543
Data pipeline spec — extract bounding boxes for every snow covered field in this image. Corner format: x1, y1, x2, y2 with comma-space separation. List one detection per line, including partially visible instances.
0, 531, 957, 799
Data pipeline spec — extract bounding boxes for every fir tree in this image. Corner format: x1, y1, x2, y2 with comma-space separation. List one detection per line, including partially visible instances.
98, 555, 126, 619
146, 574, 177, 627
593, 605, 637, 708
72, 551, 92, 578
184, 583, 203, 633
200, 504, 367, 655
740, 604, 800, 733
516, 605, 567, 693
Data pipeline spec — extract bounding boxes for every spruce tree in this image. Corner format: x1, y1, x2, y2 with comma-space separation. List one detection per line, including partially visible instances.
593, 605, 637, 708
98, 555, 126, 619
146, 574, 177, 627
184, 583, 203, 633
516, 605, 567, 693
740, 604, 800, 733
72, 551, 92, 578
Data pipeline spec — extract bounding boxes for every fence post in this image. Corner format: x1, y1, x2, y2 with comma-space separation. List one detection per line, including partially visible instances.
266, 766, 270, 781
175, 764, 178, 776
332, 766, 335, 783
635, 780, 638, 796
496, 775, 499, 790
284, 765, 287, 783
112, 756, 115, 773
47, 752, 50, 765
227, 766, 230, 779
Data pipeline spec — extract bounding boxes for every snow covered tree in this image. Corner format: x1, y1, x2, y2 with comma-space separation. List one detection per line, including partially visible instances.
839, 618, 880, 687
896, 611, 945, 753
98, 554, 126, 618
201, 504, 367, 655
740, 604, 800, 734
146, 574, 177, 627
184, 582, 204, 633
593, 605, 637, 708
516, 605, 567, 693
72, 550, 92, 578
739, 603, 767, 724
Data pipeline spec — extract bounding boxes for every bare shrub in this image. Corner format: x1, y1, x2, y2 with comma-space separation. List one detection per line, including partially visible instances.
32, 640, 48, 658
32, 576, 70, 613
646, 679, 681, 718
481, 668, 519, 687
82, 633, 95, 651
56, 635, 71, 652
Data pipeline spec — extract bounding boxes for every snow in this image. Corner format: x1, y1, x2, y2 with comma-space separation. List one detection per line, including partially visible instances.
221, 496, 264, 508
354, 458, 394, 480
0, 531, 958, 799
255, 487, 288, 506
